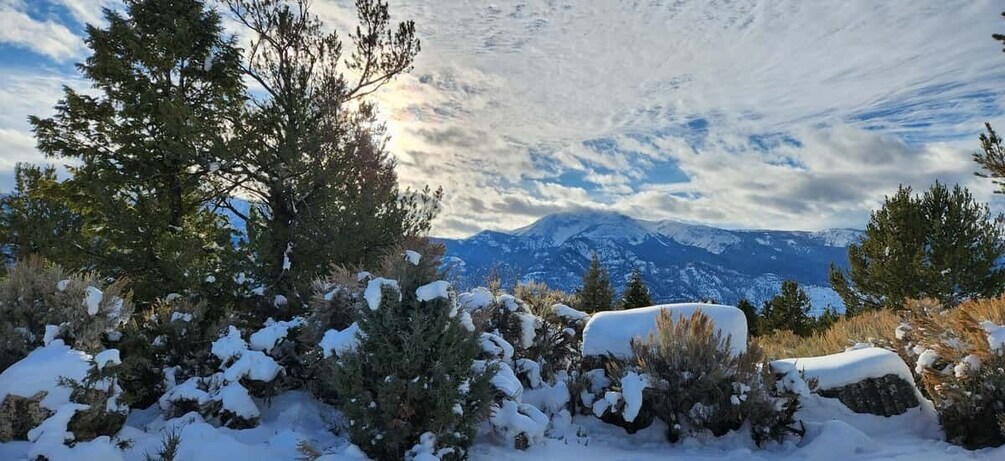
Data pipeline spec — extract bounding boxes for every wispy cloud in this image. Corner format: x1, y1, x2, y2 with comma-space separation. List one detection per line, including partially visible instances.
1, 0, 1004, 237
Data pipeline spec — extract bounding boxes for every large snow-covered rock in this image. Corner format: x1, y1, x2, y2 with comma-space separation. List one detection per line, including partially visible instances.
0, 341, 92, 441
582, 303, 748, 358
774, 347, 922, 416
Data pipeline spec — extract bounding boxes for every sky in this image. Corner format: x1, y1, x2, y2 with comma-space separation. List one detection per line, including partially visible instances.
1, 0, 1004, 238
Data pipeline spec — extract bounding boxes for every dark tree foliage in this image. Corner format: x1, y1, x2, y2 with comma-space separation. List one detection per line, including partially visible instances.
577, 252, 614, 313
332, 259, 493, 460
223, 0, 440, 309
736, 298, 760, 337
830, 183, 1005, 315
760, 280, 814, 337
620, 268, 653, 310
0, 164, 81, 266
27, 0, 244, 305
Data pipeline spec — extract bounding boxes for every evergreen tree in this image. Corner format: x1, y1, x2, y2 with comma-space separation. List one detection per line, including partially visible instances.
28, 0, 244, 305
814, 307, 841, 333
0, 164, 81, 266
973, 14, 1005, 192
332, 258, 493, 460
736, 298, 760, 337
620, 268, 653, 309
761, 281, 814, 337
830, 183, 1005, 314
577, 252, 614, 312
223, 0, 439, 309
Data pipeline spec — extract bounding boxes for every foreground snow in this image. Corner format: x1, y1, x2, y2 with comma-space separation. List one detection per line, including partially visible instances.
2, 388, 1000, 461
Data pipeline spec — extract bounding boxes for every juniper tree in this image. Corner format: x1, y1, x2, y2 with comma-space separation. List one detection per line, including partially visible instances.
577, 252, 614, 313
28, 0, 244, 304
222, 0, 440, 308
736, 298, 760, 337
620, 268, 652, 310
760, 281, 814, 337
830, 183, 1005, 314
332, 257, 493, 460
0, 164, 81, 266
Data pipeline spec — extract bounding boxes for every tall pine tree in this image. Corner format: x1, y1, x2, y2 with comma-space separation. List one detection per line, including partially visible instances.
830, 182, 1005, 314
760, 280, 814, 337
28, 0, 244, 304
620, 268, 652, 310
736, 298, 760, 337
222, 0, 440, 308
577, 252, 614, 313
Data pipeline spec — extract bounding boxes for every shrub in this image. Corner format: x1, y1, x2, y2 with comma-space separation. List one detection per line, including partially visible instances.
0, 256, 132, 369
760, 310, 901, 360
330, 253, 494, 460
116, 297, 224, 408
59, 350, 128, 441
604, 310, 802, 445
903, 297, 1005, 449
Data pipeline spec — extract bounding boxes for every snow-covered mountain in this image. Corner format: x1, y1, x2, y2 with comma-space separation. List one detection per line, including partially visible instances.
438, 211, 860, 313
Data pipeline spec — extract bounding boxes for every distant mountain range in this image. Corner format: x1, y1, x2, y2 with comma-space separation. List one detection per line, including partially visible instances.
438, 211, 861, 314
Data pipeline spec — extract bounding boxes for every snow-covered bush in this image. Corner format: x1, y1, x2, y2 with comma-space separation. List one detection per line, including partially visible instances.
597, 310, 802, 446
157, 324, 285, 429
116, 297, 224, 408
0, 256, 132, 369
58, 349, 129, 441
901, 297, 1005, 449
330, 255, 494, 460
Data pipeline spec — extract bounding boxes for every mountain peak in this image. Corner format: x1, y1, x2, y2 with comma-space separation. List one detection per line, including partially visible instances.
510, 210, 648, 246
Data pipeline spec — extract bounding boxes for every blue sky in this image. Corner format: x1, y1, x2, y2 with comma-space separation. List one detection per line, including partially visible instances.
2, 0, 1005, 237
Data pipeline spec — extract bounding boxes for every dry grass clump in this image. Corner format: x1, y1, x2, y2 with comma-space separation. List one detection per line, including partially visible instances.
760, 310, 900, 360
902, 297, 1005, 449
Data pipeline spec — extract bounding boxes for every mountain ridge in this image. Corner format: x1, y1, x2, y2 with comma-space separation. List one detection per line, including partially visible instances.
438, 210, 861, 313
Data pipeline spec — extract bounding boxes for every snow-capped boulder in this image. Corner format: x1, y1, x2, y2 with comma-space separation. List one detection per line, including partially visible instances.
773, 347, 921, 416
0, 341, 91, 441
582, 303, 748, 359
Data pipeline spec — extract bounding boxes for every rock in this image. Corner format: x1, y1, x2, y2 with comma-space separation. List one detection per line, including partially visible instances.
0, 391, 52, 441
817, 373, 919, 417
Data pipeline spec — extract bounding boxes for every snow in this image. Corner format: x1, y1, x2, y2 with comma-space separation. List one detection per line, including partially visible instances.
551, 303, 589, 322
619, 371, 648, 423
211, 326, 248, 362
775, 347, 915, 391
0, 340, 91, 411
94, 349, 121, 370
83, 286, 103, 316
43, 324, 60, 346
273, 294, 288, 307
515, 312, 539, 348
480, 332, 515, 361
953, 354, 981, 378
490, 400, 549, 446
222, 350, 282, 383
515, 358, 542, 388
364, 277, 400, 310
458, 287, 494, 311
217, 382, 260, 420
404, 249, 422, 265
56, 279, 69, 291
282, 242, 293, 271
319, 322, 362, 358
249, 317, 305, 353
170, 312, 193, 322
582, 303, 748, 358
980, 320, 1005, 351
416, 280, 451, 302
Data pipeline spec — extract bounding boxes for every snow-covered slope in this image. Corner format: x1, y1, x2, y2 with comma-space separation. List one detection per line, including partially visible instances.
439, 211, 860, 313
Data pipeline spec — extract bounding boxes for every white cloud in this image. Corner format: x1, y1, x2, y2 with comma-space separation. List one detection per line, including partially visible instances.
1, 0, 1004, 238
0, 0, 83, 60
